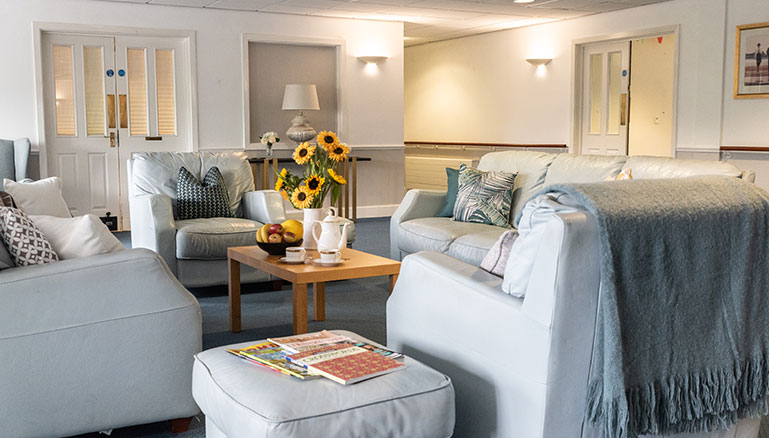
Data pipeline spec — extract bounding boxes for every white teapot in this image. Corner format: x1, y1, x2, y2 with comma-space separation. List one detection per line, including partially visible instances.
311, 208, 349, 252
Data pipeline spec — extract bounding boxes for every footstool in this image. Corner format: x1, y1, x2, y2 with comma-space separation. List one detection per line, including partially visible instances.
192, 330, 455, 438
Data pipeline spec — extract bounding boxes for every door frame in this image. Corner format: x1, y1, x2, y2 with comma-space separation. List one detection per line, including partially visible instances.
240, 33, 347, 151
33, 21, 199, 178
571, 25, 680, 156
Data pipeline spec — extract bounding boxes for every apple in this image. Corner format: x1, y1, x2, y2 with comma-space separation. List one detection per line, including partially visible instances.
283, 231, 298, 243
268, 233, 283, 243
269, 224, 284, 235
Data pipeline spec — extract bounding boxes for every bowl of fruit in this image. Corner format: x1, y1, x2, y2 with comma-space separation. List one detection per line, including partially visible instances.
255, 219, 304, 255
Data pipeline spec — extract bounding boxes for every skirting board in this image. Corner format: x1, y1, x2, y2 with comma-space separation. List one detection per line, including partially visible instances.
285, 204, 400, 220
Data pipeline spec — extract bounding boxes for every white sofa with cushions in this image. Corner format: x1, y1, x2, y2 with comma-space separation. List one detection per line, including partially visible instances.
390, 152, 755, 264
387, 151, 760, 438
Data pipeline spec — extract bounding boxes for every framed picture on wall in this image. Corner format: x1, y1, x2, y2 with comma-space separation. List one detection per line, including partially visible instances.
735, 21, 769, 99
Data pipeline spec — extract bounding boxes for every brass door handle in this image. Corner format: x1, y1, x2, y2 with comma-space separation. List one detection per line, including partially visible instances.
109, 132, 116, 148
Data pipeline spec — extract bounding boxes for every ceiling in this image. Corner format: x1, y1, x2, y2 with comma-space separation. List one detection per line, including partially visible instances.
92, 0, 674, 46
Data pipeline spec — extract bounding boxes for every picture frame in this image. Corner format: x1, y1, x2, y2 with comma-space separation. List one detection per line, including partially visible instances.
734, 21, 769, 99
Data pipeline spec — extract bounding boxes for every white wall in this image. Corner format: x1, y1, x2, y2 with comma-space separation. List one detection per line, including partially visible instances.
405, 0, 769, 190
0, 0, 405, 216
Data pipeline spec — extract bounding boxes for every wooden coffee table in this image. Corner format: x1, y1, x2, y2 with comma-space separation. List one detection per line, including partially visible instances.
227, 247, 401, 334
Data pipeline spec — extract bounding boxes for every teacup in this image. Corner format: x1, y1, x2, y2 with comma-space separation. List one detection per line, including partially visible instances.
285, 247, 306, 262
319, 249, 342, 264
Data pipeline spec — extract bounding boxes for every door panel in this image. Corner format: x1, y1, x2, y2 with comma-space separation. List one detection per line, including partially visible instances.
42, 32, 190, 229
581, 41, 630, 155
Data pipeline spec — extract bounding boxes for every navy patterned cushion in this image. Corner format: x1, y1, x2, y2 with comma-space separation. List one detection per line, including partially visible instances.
453, 163, 516, 227
177, 166, 233, 220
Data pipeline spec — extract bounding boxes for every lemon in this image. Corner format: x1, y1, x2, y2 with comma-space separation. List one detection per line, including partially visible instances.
281, 219, 303, 237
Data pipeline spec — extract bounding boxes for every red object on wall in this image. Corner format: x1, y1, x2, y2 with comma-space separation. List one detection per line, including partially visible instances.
657, 36, 664, 44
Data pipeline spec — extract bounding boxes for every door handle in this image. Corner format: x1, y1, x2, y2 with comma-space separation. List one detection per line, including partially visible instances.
109, 132, 116, 148
620, 93, 628, 126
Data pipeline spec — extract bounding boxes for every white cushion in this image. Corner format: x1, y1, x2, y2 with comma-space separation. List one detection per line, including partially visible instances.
30, 214, 125, 260
502, 193, 583, 297
3, 177, 71, 217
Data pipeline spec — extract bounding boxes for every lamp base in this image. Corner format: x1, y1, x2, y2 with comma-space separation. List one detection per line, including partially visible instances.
286, 114, 317, 144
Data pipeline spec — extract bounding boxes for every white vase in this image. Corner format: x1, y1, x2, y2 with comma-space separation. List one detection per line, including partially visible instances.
302, 208, 324, 249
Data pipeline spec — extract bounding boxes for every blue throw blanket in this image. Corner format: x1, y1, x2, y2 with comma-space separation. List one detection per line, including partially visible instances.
538, 176, 769, 438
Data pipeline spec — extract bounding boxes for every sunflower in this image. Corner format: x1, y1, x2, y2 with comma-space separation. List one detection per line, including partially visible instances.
328, 168, 346, 185
293, 142, 316, 165
274, 168, 288, 190
317, 131, 339, 151
291, 186, 315, 209
328, 143, 350, 162
305, 174, 325, 195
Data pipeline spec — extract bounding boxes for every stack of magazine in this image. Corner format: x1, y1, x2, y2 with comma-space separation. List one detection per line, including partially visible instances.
226, 330, 406, 385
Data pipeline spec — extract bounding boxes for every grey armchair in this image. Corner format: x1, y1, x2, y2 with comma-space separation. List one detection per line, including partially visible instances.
127, 151, 286, 288
0, 137, 31, 190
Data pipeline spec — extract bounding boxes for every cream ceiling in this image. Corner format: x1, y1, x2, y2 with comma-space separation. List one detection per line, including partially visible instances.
92, 0, 674, 46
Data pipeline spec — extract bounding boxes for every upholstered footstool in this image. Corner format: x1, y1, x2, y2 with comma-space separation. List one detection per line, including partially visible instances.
192, 330, 455, 438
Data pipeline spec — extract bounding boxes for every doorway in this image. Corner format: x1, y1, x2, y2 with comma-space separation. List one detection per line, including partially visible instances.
39, 29, 193, 230
573, 27, 678, 157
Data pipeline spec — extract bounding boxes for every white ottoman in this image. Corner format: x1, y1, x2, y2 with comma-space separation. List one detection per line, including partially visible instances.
192, 330, 455, 438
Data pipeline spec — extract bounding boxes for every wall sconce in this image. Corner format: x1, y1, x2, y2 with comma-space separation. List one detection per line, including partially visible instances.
357, 56, 388, 65
526, 58, 552, 66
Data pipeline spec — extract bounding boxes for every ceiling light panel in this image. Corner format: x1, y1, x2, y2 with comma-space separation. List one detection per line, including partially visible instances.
148, 0, 217, 6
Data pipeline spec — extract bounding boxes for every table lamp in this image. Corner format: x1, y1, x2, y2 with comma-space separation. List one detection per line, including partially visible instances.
282, 84, 320, 144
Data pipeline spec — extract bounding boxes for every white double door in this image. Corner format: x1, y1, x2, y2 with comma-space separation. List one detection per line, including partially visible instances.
41, 32, 191, 230
581, 41, 630, 155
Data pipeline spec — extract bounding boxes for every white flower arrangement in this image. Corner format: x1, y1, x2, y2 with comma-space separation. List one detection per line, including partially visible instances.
260, 131, 280, 147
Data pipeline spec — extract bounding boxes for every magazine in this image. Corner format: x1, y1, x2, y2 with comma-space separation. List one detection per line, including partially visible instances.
231, 342, 319, 380
269, 330, 403, 358
287, 342, 405, 385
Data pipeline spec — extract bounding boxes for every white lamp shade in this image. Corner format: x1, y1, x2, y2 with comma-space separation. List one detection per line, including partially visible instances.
282, 84, 320, 111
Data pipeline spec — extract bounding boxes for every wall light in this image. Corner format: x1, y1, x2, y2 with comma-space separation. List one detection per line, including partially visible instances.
526, 58, 552, 66
357, 56, 388, 65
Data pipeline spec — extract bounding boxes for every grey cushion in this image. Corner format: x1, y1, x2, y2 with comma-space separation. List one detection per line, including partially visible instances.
0, 140, 15, 187
478, 151, 558, 221
543, 154, 627, 187
192, 330, 455, 438
622, 156, 743, 179
479, 230, 519, 276
176, 218, 261, 259
398, 217, 501, 255
177, 166, 233, 220
447, 229, 509, 266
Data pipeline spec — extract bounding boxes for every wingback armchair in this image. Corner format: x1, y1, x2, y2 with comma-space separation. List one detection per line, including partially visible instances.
128, 152, 287, 288
0, 137, 31, 190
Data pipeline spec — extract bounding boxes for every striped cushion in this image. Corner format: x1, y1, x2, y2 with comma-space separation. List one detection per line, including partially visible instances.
453, 163, 516, 227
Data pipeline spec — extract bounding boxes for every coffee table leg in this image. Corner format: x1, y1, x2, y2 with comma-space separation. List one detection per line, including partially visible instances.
313, 282, 325, 321
229, 258, 241, 332
293, 283, 308, 334
389, 274, 399, 295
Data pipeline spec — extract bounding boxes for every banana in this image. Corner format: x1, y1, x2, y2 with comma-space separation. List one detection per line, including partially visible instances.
257, 224, 271, 243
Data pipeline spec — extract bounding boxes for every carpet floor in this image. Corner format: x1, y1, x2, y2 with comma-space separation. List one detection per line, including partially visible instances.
70, 218, 392, 438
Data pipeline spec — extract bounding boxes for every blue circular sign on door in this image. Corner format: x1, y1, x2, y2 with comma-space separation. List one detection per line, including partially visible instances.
106, 69, 114, 77
622, 69, 628, 77
118, 69, 125, 77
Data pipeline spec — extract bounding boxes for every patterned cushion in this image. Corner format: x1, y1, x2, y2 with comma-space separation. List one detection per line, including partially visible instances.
177, 166, 234, 220
453, 163, 516, 227
0, 191, 15, 208
0, 207, 58, 266
480, 230, 518, 277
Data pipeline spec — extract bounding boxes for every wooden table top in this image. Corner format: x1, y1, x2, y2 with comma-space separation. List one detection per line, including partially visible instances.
228, 246, 401, 284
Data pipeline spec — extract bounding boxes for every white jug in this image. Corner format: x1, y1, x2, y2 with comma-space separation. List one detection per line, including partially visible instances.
311, 208, 349, 253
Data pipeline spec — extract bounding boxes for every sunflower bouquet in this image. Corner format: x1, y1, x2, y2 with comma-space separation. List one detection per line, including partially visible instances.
274, 130, 349, 209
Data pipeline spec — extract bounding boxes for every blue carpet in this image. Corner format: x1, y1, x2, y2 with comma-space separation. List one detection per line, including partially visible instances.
72, 218, 392, 438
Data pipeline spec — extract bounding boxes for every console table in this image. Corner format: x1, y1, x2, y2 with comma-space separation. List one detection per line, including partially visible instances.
249, 156, 370, 222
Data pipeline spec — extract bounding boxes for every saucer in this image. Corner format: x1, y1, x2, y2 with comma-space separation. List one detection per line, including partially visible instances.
310, 258, 344, 267
279, 256, 308, 264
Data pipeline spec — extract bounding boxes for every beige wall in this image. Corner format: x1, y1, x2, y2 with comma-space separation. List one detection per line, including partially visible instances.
249, 43, 337, 145
628, 35, 676, 157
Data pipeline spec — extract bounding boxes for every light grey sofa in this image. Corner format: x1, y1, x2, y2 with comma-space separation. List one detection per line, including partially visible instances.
390, 152, 755, 264
387, 151, 760, 438
0, 248, 202, 438
0, 137, 31, 190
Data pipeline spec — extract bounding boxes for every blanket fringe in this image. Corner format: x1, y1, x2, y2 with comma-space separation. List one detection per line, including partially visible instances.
586, 353, 769, 438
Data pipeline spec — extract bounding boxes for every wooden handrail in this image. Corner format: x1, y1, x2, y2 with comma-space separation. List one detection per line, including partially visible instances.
720, 146, 769, 152
404, 141, 567, 149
